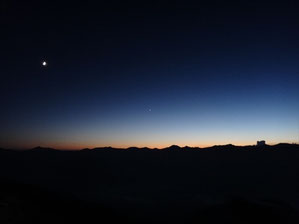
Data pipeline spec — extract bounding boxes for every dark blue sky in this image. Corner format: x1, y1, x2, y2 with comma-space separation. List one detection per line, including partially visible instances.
1, 0, 299, 148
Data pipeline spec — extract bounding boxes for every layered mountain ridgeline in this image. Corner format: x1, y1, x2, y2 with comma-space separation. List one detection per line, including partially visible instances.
5, 143, 297, 152
1, 143, 299, 223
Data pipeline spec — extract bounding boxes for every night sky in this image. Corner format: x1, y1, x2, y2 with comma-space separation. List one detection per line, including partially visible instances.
1, 0, 299, 149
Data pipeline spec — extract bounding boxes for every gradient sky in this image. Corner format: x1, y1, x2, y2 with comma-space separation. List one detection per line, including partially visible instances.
1, 0, 299, 149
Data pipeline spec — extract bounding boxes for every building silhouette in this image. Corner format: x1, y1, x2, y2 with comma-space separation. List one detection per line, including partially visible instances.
257, 140, 266, 146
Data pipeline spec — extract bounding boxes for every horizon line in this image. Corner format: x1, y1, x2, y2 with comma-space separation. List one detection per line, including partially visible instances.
1, 142, 298, 151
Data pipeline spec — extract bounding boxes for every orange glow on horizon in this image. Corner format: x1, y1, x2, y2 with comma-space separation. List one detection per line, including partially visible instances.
2, 140, 285, 150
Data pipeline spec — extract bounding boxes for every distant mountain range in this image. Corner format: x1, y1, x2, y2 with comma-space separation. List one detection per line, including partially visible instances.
1, 143, 298, 152
1, 142, 299, 224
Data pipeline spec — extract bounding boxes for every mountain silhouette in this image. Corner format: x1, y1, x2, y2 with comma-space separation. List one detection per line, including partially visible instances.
1, 143, 299, 224
30, 146, 58, 152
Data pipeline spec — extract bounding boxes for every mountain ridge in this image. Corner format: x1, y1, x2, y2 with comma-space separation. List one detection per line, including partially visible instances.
1, 143, 299, 152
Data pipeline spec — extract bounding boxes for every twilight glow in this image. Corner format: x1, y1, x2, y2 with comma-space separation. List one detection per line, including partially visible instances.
1, 1, 299, 149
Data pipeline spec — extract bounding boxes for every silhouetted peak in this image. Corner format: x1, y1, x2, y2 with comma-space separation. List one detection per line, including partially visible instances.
126, 147, 139, 150
273, 143, 299, 150
92, 146, 120, 151
182, 146, 198, 150
209, 144, 237, 149
275, 143, 292, 147
127, 147, 150, 151
165, 145, 182, 150
30, 146, 57, 152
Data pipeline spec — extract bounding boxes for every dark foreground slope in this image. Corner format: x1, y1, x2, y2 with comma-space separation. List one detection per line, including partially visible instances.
1, 144, 299, 223
0, 180, 129, 224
